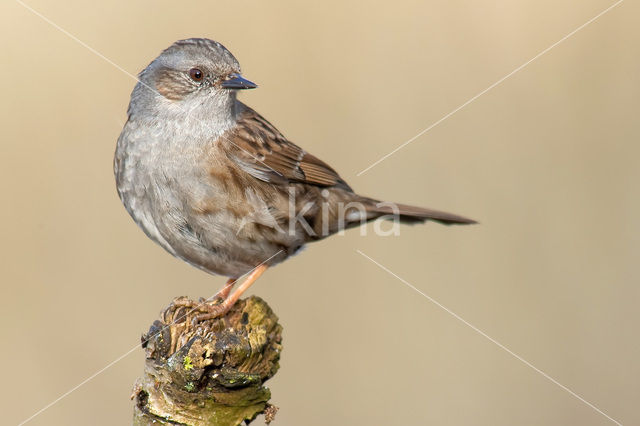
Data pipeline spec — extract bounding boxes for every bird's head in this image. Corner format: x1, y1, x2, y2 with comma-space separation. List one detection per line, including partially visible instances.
130, 38, 256, 121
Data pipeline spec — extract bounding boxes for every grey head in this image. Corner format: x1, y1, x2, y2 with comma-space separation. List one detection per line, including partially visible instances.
128, 38, 256, 125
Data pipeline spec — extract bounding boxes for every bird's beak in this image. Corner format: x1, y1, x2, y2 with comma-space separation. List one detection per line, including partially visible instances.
221, 73, 257, 90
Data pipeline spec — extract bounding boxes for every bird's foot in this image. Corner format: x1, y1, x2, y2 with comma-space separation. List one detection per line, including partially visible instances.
193, 302, 230, 323
168, 268, 266, 325
169, 297, 229, 324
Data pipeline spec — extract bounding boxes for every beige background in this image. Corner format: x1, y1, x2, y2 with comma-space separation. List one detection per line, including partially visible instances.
1, 1, 638, 425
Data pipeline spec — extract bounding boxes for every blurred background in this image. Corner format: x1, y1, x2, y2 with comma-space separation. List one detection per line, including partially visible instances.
1, 0, 638, 425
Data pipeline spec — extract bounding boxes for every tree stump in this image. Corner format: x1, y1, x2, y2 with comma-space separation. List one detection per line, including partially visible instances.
132, 296, 282, 426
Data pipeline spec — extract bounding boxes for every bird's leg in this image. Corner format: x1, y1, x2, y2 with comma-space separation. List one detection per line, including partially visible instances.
216, 277, 238, 301
167, 278, 239, 330
195, 264, 268, 322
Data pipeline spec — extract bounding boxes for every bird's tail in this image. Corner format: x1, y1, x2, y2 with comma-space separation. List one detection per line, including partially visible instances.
362, 198, 476, 225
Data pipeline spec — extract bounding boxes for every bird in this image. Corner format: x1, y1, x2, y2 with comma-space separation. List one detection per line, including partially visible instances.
114, 38, 475, 321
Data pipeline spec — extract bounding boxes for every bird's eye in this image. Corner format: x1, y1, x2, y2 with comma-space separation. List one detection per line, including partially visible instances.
189, 68, 203, 82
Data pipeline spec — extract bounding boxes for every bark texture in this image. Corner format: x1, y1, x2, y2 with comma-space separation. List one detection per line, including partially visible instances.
132, 296, 282, 426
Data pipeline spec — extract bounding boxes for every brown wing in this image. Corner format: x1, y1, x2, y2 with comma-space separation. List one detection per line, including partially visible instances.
223, 103, 352, 191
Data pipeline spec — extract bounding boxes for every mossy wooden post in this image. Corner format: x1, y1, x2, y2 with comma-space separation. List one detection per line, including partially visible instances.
132, 296, 282, 426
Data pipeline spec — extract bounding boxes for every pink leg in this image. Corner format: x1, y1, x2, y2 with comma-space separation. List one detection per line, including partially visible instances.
196, 265, 268, 322
217, 277, 238, 300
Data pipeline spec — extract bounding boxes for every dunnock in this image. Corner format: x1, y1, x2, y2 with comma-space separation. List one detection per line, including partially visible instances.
115, 38, 474, 320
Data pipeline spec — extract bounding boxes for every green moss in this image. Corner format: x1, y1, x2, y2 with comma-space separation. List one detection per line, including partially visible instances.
135, 296, 282, 425
183, 356, 194, 371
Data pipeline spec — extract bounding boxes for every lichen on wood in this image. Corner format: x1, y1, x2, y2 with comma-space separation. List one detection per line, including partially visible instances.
132, 296, 282, 426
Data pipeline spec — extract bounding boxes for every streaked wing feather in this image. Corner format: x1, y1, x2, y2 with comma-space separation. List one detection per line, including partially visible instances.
226, 104, 352, 190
